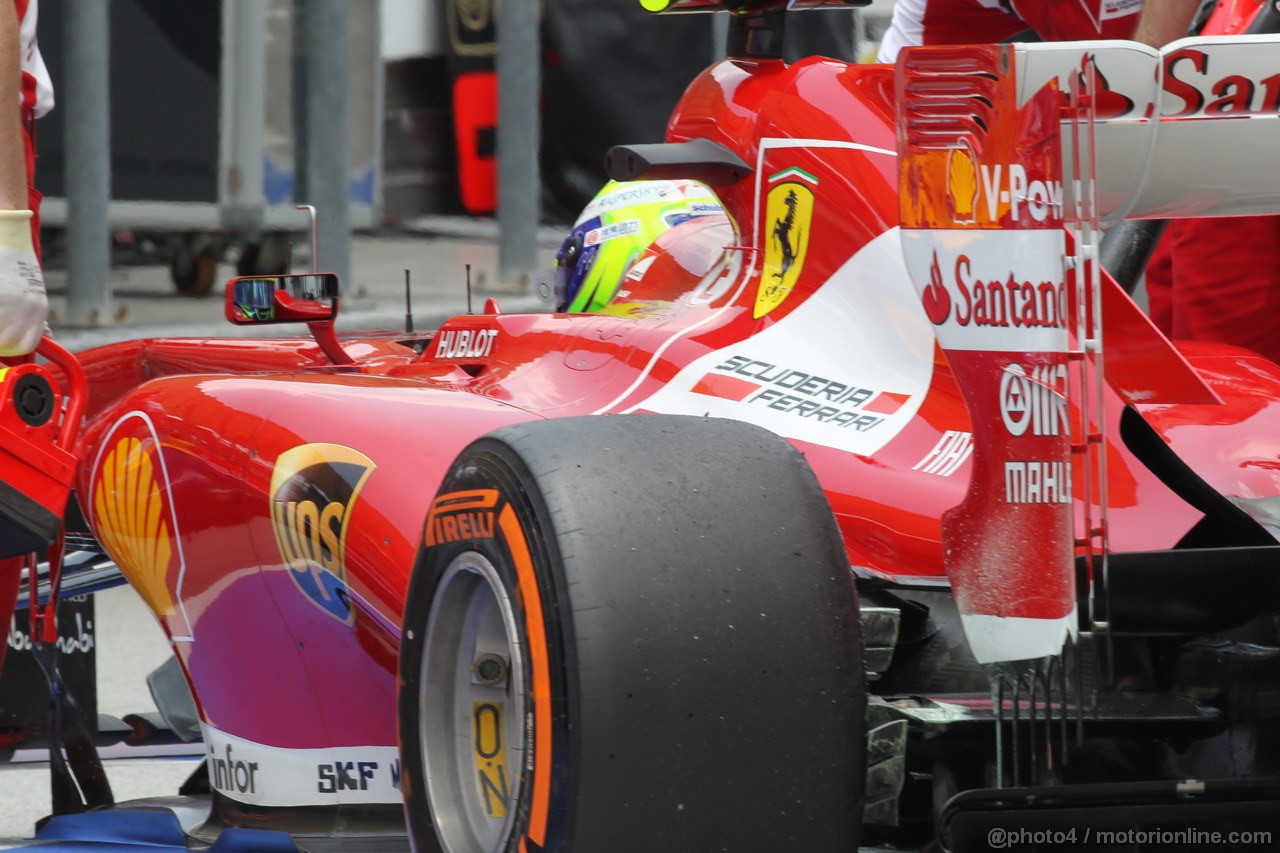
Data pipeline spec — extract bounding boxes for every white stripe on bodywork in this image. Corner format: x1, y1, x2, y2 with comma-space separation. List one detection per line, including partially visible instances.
901, 229, 1069, 354
626, 227, 935, 457
201, 723, 401, 808
591, 248, 755, 414
594, 139, 896, 416
750, 139, 895, 251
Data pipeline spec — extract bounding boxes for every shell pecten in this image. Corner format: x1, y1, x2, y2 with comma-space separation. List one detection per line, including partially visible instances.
94, 436, 176, 617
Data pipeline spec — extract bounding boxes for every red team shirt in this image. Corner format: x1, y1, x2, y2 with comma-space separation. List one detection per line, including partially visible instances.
0, 0, 51, 678
15, 0, 50, 243
16, 0, 51, 122
878, 0, 1144, 62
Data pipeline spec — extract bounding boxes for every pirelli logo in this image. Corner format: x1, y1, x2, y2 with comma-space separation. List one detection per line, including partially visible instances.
425, 489, 499, 546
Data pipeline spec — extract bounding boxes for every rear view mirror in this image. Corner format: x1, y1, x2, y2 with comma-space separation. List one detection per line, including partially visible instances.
225, 273, 340, 325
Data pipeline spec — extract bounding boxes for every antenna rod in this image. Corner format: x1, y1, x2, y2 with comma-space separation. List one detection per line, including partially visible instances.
466, 264, 473, 314
296, 205, 318, 273
404, 269, 414, 334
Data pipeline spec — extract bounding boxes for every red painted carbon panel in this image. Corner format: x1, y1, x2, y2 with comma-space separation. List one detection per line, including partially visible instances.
79, 374, 538, 749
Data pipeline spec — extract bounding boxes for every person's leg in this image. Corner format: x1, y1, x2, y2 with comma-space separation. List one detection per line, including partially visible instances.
23, 116, 38, 260
1144, 228, 1175, 334
1170, 216, 1280, 364
0, 555, 24, 677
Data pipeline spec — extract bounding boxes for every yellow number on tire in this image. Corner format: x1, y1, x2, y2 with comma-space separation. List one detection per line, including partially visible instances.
473, 701, 509, 818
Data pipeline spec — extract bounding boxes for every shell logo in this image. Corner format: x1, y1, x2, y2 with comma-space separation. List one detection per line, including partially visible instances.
93, 436, 176, 618
946, 148, 978, 224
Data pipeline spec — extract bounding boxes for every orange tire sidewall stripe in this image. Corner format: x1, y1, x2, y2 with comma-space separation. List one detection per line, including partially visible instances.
499, 503, 552, 847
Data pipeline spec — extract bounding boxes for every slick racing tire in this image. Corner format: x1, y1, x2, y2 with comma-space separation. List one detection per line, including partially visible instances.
398, 415, 866, 853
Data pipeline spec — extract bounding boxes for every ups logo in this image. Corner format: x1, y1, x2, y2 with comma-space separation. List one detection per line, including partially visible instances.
269, 444, 376, 624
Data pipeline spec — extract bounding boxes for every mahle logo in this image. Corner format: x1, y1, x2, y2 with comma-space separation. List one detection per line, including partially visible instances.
1000, 363, 1069, 437
269, 444, 376, 624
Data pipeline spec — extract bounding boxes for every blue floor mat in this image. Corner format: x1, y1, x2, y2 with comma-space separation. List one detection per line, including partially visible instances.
15, 809, 299, 852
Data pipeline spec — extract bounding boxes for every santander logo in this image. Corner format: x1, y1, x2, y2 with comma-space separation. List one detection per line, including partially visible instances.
920, 250, 1067, 331
922, 253, 952, 325
1076, 56, 1135, 120
1162, 46, 1280, 117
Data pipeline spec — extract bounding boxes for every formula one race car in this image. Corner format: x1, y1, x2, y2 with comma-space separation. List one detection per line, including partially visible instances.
7, 0, 1280, 851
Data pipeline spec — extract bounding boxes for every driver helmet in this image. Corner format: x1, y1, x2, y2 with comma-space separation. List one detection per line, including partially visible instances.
553, 179, 726, 313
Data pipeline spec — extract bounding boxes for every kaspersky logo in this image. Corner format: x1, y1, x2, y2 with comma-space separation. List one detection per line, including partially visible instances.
269, 444, 376, 624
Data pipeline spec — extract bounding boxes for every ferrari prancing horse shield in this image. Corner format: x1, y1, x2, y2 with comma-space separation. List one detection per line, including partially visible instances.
757, 180, 815, 318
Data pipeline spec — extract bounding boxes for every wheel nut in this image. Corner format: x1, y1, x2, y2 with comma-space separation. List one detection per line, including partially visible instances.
474, 653, 508, 686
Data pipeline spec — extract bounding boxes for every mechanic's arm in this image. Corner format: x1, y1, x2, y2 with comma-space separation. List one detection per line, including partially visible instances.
0, 0, 22, 210
1132, 0, 1202, 47
0, 0, 46, 357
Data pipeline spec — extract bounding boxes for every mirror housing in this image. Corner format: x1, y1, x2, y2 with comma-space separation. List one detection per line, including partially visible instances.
225, 273, 340, 326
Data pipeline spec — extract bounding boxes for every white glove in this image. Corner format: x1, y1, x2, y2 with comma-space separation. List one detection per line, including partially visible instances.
0, 209, 46, 357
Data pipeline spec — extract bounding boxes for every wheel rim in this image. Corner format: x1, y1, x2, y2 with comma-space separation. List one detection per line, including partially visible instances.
421, 552, 529, 852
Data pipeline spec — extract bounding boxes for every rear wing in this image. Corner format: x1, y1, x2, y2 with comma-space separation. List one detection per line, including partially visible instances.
894, 34, 1280, 667
897, 34, 1280, 409
1017, 35, 1280, 222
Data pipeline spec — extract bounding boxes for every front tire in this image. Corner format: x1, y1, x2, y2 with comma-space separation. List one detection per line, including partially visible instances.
398, 415, 865, 852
